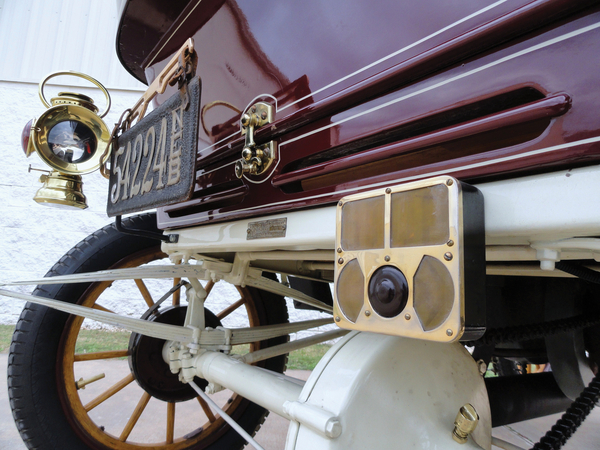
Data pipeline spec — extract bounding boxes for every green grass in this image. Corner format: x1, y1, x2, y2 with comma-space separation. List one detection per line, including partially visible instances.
0, 325, 15, 352
287, 344, 331, 370
74, 329, 132, 355
225, 342, 330, 370
0, 324, 331, 370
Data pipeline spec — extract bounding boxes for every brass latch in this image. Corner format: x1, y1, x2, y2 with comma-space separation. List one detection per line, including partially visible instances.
235, 102, 277, 179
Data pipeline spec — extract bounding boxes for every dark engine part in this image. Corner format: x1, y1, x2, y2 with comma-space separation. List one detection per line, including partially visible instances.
289, 276, 333, 310
486, 373, 571, 427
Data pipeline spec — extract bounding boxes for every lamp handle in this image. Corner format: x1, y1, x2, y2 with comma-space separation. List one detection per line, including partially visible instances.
39, 71, 111, 118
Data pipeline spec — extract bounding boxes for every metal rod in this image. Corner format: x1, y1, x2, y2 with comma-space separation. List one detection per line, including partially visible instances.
243, 251, 333, 261
240, 329, 349, 365
189, 380, 266, 450
4, 265, 205, 286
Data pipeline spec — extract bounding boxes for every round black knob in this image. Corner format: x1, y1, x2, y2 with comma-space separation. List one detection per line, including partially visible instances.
368, 265, 409, 318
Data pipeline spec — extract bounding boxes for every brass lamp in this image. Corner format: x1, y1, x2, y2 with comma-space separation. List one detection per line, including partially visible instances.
22, 71, 112, 209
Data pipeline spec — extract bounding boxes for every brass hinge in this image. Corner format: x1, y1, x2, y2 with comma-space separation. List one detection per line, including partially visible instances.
235, 102, 277, 179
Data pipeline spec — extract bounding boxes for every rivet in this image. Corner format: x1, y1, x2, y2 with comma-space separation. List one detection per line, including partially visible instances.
365, 310, 371, 317
404, 313, 411, 320
261, 111, 267, 119
446, 179, 454, 186
384, 255, 390, 262
251, 106, 256, 112
385, 188, 392, 194
335, 316, 341, 322
447, 240, 454, 247
446, 329, 453, 336
444, 252, 453, 261
337, 247, 343, 253
338, 258, 344, 264
338, 200, 343, 206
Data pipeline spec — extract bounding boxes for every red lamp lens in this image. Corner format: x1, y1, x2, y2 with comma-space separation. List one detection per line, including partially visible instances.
21, 119, 34, 155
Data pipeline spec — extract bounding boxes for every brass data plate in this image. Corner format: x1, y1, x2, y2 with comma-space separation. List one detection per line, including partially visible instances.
107, 77, 201, 217
246, 218, 287, 240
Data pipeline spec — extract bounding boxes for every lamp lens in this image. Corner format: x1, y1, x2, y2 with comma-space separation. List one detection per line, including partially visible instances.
22, 119, 33, 154
47, 120, 97, 164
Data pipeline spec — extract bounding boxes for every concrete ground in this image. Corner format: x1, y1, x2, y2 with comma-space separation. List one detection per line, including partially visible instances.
1, 354, 598, 449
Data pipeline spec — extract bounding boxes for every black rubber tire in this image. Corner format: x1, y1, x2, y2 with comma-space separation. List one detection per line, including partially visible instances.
8, 213, 288, 450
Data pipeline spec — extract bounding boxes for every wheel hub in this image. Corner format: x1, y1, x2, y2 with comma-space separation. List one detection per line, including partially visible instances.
128, 305, 222, 402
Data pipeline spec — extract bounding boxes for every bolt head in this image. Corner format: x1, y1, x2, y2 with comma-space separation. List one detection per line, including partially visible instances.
261, 111, 267, 120
337, 247, 342, 253
446, 179, 454, 186
446, 329, 453, 336
234, 161, 244, 179
447, 240, 454, 247
338, 200, 343, 206
444, 252, 453, 261
404, 313, 411, 320
335, 316, 341, 322
338, 258, 344, 264
364, 310, 371, 317
242, 147, 253, 161
384, 255, 390, 262
385, 188, 392, 194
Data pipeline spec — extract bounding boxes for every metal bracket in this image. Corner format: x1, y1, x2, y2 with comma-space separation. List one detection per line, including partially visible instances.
129, 38, 197, 126
235, 102, 277, 178
531, 238, 600, 271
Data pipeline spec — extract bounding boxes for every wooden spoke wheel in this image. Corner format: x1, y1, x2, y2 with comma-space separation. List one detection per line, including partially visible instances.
8, 213, 288, 450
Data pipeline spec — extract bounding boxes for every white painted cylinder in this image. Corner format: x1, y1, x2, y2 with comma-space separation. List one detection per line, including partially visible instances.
193, 351, 302, 418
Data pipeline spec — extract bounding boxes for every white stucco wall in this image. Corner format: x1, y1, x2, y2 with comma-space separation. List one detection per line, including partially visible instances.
0, 81, 143, 320
0, 0, 332, 339
0, 81, 332, 338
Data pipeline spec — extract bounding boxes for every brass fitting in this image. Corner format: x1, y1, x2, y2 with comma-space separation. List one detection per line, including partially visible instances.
452, 403, 479, 444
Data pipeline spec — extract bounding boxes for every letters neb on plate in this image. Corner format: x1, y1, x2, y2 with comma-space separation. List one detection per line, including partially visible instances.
107, 77, 201, 217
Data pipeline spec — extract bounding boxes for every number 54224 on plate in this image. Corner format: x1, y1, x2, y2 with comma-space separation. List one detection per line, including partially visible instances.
107, 77, 200, 217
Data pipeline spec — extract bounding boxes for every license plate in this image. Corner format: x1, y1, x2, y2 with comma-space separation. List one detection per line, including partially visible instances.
107, 77, 200, 217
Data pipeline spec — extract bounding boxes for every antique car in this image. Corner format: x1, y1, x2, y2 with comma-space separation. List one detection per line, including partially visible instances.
3, 0, 600, 449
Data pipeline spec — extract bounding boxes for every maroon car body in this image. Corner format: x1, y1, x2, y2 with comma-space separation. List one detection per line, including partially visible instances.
117, 0, 600, 229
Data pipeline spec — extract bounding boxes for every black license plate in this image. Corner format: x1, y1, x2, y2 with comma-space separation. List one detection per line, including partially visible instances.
107, 77, 200, 217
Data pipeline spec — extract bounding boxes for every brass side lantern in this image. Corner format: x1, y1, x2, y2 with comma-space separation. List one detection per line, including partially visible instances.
22, 71, 112, 209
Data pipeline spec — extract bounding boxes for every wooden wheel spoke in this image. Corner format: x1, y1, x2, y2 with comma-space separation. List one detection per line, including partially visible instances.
167, 402, 176, 444
119, 392, 151, 441
172, 278, 181, 306
197, 396, 216, 423
217, 298, 246, 320
135, 279, 155, 308
84, 373, 135, 412
74, 350, 129, 362
92, 303, 114, 313
204, 280, 215, 297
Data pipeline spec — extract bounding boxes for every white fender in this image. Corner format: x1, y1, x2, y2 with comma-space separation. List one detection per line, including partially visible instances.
285, 332, 491, 450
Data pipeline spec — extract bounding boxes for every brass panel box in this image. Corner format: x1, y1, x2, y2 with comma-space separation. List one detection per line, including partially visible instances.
333, 177, 485, 343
